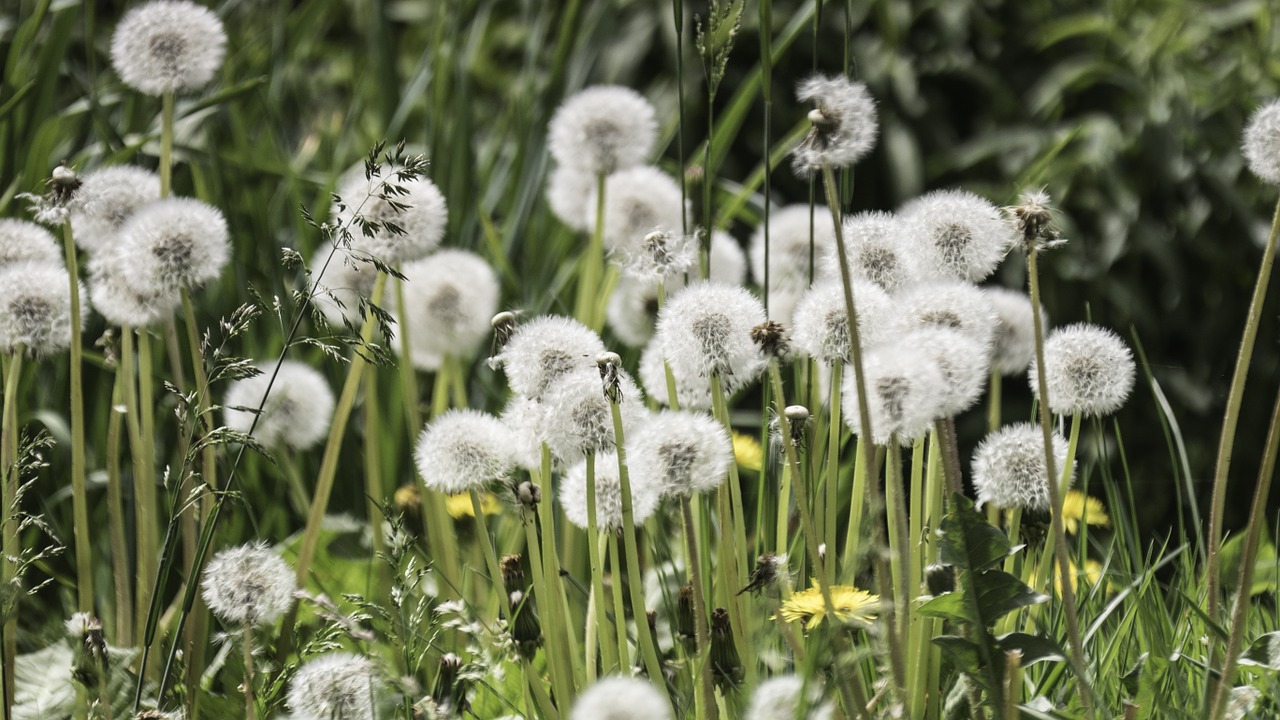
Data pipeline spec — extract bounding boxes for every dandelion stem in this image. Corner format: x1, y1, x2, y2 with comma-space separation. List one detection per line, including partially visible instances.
540, 443, 585, 687
120, 330, 156, 653
824, 361, 843, 584
160, 91, 174, 197
680, 495, 717, 720
1, 347, 25, 720
840, 439, 867, 576
584, 451, 618, 676
606, 532, 631, 672
363, 371, 389, 597
884, 438, 910, 664
242, 626, 256, 720
1206, 196, 1280, 623
60, 219, 93, 614
708, 374, 753, 679
106, 370, 133, 645
576, 172, 607, 331
521, 508, 574, 707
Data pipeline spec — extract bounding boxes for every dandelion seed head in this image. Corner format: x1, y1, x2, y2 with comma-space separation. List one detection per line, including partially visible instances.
792, 280, 898, 364
899, 280, 998, 350
393, 250, 499, 371
908, 327, 991, 418
0, 262, 81, 356
902, 189, 1016, 283
0, 219, 62, 267
971, 422, 1073, 512
638, 340, 711, 409
310, 248, 378, 329
222, 360, 334, 451
1243, 100, 1280, 185
110, 0, 226, 96
501, 395, 545, 473
546, 164, 595, 232
496, 315, 605, 399
537, 368, 646, 463
559, 450, 661, 532
287, 652, 378, 720
115, 197, 229, 296
607, 275, 664, 348
1031, 323, 1136, 417
655, 282, 766, 392
87, 251, 179, 328
414, 409, 516, 495
827, 211, 916, 292
69, 166, 161, 254
570, 676, 671, 720
548, 86, 658, 177
201, 541, 294, 627
333, 172, 448, 265
627, 410, 732, 498
792, 75, 878, 175
745, 676, 835, 720
986, 287, 1044, 375
842, 341, 948, 445
587, 166, 685, 259
749, 205, 836, 322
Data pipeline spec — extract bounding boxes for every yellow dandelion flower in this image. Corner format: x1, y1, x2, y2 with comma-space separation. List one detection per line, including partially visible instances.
1059, 491, 1110, 534
445, 492, 501, 519
777, 580, 879, 630
733, 431, 763, 472
1033, 558, 1104, 595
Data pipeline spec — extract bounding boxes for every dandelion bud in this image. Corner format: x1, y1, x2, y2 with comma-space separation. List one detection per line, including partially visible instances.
710, 608, 742, 685
69, 166, 161, 254
784, 404, 810, 432
792, 280, 897, 364
986, 287, 1044, 375
115, 197, 230, 297
1031, 323, 1136, 417
971, 422, 1074, 512
628, 410, 732, 498
287, 652, 379, 720
842, 341, 949, 445
494, 315, 605, 400
222, 360, 335, 451
749, 205, 837, 323
0, 219, 61, 267
414, 409, 516, 495
431, 653, 466, 714
509, 588, 542, 659
393, 249, 499, 371
792, 74, 878, 176
829, 211, 916, 293
500, 554, 524, 594
201, 542, 294, 627
902, 189, 1017, 283
925, 564, 955, 596
66, 612, 108, 690
0, 262, 82, 356
1008, 189, 1059, 247
570, 676, 672, 720
538, 368, 645, 462
745, 675, 835, 720
549, 85, 658, 176
516, 480, 541, 509
110, 0, 226, 96
1244, 100, 1280, 184
654, 282, 767, 393
587, 166, 685, 259
676, 582, 697, 648
560, 450, 661, 532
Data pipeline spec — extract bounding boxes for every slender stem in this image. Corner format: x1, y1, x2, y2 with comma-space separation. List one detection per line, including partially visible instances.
160, 91, 174, 197
884, 439, 910, 661
121, 330, 156, 648
576, 172, 607, 331
61, 220, 92, 613
106, 371, 133, 645
824, 362, 843, 584
674, 0, 686, 239
987, 369, 1002, 433
1026, 245, 1096, 715
934, 418, 964, 497
584, 452, 618, 675
394, 280, 423, 434
606, 532, 630, 672
363, 371, 389, 596
1206, 196, 1280, 622
680, 496, 717, 720
1, 348, 25, 720
242, 627, 256, 720
521, 509, 573, 707
841, 439, 867, 575
709, 374, 752, 679
178, 291, 214, 710
540, 443, 584, 687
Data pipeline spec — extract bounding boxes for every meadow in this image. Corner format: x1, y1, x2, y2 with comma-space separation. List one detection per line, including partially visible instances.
1, 0, 1279, 718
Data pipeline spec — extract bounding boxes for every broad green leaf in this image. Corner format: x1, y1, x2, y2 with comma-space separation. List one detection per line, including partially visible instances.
1219, 528, 1277, 596
938, 494, 1014, 573
918, 592, 974, 624
995, 632, 1066, 666
1240, 631, 1280, 670
973, 569, 1049, 622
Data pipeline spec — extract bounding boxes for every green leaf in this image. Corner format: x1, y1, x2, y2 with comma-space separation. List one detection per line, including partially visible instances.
934, 635, 983, 678
938, 494, 1014, 573
1219, 528, 1277, 596
1240, 631, 1280, 670
973, 569, 1049, 622
918, 592, 975, 624
995, 632, 1066, 666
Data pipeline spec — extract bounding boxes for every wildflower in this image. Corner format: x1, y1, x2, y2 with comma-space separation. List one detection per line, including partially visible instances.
201, 542, 294, 626
831, 211, 916, 292
500, 394, 546, 472
751, 320, 790, 362
901, 189, 1017, 283
413, 409, 516, 495
791, 280, 898, 364
546, 164, 596, 231
606, 275, 664, 348
444, 492, 501, 519
287, 652, 379, 720
909, 327, 991, 418
0, 218, 63, 267
842, 341, 949, 445
899, 280, 999, 349
68, 166, 161, 253
1060, 491, 1110, 534
654, 281, 767, 393
87, 251, 180, 328
332, 171, 448, 265
536, 367, 646, 463
570, 678, 670, 720
548, 86, 658, 176
493, 315, 605, 399
627, 410, 732, 498
0, 262, 81, 356
971, 423, 1074, 512
792, 74, 878, 176
222, 360, 335, 451
310, 247, 378, 329
393, 249, 499, 371
745, 675, 835, 720
1031, 323, 1136, 417
749, 205, 836, 323
110, 0, 227, 96
588, 166, 685, 259
732, 431, 763, 472
777, 580, 879, 629
637, 340, 710, 409
559, 450, 662, 531
1243, 99, 1280, 185
114, 197, 229, 296
985, 287, 1043, 375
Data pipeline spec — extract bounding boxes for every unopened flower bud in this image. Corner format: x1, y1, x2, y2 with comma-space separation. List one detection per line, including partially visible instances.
710, 608, 742, 685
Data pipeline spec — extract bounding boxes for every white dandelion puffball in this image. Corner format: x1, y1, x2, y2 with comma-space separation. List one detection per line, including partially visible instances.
709, 229, 749, 285
899, 280, 999, 350
638, 340, 711, 409
414, 409, 515, 495
310, 247, 378, 329
201, 542, 294, 626
222, 360, 335, 451
616, 228, 697, 281
288, 652, 378, 720
972, 422, 1073, 512
495, 315, 605, 399
1243, 99, 1280, 185
986, 287, 1044, 375
607, 275, 664, 348
537, 368, 646, 463
792, 280, 898, 364
0, 219, 61, 267
393, 249, 499, 370
560, 450, 662, 532
69, 166, 161, 253
588, 166, 685, 258
570, 676, 671, 720
0, 262, 81, 356
656, 281, 766, 393
745, 676, 835, 720
749, 205, 836, 322
501, 394, 545, 472
548, 85, 658, 176
110, 0, 227, 96
909, 328, 991, 418
1031, 323, 1136, 417
792, 74, 878, 175
332, 171, 447, 265
627, 410, 732, 498
547, 164, 596, 231
87, 252, 180, 328
842, 340, 949, 445
901, 189, 1017, 283
115, 197, 229, 296
828, 211, 916, 292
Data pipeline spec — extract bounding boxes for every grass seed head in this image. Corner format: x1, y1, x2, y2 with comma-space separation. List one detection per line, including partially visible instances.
333, 172, 448, 265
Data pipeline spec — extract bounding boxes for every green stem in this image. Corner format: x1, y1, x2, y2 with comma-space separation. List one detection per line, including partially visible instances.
884, 439, 910, 662
106, 371, 133, 645
540, 444, 584, 687
606, 532, 630, 673
584, 452, 618, 676
363, 371, 389, 597
160, 91, 174, 197
708, 374, 752, 681
242, 627, 256, 720
1206, 196, 1280, 622
120, 330, 156, 651
680, 496, 717, 720
841, 439, 867, 575
61, 220, 92, 613
576, 172, 607, 330
824, 362, 843, 585
1, 348, 25, 720
521, 509, 574, 707
394, 280, 423, 434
